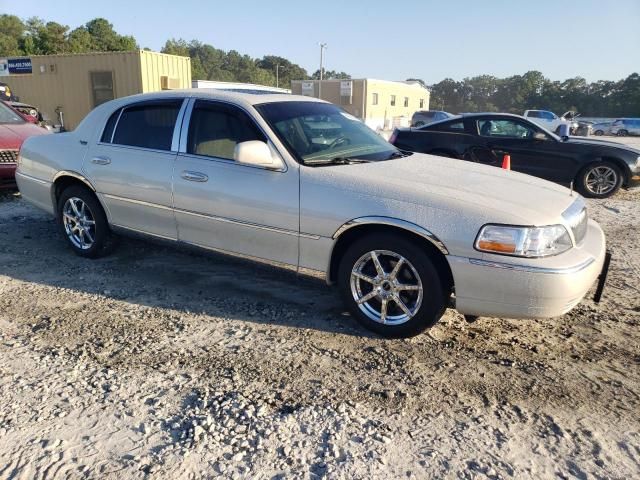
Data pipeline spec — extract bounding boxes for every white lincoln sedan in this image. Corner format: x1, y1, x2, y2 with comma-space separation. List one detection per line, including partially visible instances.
16, 90, 609, 337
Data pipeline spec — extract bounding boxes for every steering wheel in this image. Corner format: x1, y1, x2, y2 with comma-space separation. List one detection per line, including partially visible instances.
328, 135, 351, 149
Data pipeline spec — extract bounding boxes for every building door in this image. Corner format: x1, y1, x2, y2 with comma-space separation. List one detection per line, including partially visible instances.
90, 71, 115, 108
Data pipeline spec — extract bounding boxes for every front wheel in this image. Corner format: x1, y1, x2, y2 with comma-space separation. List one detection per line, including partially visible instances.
57, 185, 114, 258
576, 162, 623, 198
337, 233, 447, 338
617, 129, 628, 137
594, 130, 604, 136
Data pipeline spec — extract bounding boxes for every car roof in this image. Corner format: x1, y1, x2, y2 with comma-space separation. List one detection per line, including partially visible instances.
104, 88, 327, 111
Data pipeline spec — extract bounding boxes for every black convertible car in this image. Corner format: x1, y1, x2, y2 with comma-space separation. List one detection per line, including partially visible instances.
390, 113, 640, 198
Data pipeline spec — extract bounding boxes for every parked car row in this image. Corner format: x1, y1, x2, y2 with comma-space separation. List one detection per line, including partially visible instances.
15, 90, 613, 338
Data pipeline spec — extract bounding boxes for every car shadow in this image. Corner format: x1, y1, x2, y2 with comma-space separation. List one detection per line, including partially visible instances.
0, 208, 375, 338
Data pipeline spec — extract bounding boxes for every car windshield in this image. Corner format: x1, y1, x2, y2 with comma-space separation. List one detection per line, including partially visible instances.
256, 101, 401, 164
0, 102, 26, 125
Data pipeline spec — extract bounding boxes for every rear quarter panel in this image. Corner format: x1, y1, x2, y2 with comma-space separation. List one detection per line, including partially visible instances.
17, 132, 88, 212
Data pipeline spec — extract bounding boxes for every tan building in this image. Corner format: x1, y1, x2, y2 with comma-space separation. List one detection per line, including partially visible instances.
291, 78, 429, 130
1, 50, 191, 130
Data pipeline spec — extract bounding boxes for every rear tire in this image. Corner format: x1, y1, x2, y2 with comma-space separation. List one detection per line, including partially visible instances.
57, 185, 114, 258
337, 233, 447, 338
594, 130, 604, 136
576, 161, 623, 199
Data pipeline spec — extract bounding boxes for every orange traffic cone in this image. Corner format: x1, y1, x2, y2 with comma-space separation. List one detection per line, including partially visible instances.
502, 154, 511, 170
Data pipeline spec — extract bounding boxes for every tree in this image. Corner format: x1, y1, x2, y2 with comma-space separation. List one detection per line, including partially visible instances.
311, 69, 350, 80
257, 55, 309, 88
0, 15, 24, 56
84, 18, 136, 51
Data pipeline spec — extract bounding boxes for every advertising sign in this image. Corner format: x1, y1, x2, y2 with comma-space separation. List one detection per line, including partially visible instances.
0, 59, 8, 76
340, 80, 353, 97
8, 58, 32, 75
301, 81, 314, 96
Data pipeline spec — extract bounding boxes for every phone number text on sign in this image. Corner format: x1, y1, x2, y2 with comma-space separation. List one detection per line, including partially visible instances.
8, 58, 33, 75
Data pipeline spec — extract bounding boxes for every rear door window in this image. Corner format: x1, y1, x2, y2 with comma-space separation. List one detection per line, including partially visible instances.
111, 100, 182, 151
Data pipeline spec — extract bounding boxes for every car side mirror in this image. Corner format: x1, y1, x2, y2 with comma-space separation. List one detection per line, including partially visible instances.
532, 132, 547, 141
234, 141, 284, 170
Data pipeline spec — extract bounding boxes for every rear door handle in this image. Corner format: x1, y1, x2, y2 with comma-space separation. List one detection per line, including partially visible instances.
181, 171, 208, 182
91, 156, 111, 165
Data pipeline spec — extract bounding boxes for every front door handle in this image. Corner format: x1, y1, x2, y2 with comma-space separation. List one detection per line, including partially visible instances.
181, 171, 208, 182
91, 156, 111, 165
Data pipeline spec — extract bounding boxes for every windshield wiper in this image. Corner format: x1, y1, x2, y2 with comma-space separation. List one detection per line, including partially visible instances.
386, 150, 412, 159
305, 157, 372, 166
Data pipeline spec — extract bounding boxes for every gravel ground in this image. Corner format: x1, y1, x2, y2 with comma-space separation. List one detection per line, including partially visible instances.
0, 170, 639, 479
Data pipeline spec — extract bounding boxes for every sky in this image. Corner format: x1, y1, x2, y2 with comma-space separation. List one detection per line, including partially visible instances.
4, 0, 640, 83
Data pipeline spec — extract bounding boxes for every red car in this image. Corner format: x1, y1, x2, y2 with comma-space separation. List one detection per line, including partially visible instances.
0, 101, 49, 189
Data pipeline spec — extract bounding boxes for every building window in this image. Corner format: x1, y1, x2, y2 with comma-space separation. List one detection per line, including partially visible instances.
372, 93, 378, 105
419, 99, 425, 109
90, 71, 115, 108
404, 97, 409, 107
390, 95, 396, 106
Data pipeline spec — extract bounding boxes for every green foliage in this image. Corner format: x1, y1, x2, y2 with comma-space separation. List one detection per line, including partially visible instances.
0, 14, 138, 55
162, 39, 311, 87
311, 69, 351, 80
428, 71, 640, 117
1, 13, 635, 115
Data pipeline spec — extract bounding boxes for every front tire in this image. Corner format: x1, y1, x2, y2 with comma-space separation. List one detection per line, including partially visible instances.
594, 130, 604, 136
617, 129, 628, 137
57, 185, 114, 258
576, 161, 623, 198
337, 233, 447, 338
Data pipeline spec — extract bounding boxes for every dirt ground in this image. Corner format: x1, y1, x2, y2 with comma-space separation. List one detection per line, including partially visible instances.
0, 169, 639, 478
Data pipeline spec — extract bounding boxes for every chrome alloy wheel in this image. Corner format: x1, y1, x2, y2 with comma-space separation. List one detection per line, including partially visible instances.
585, 166, 618, 195
62, 197, 96, 250
350, 250, 423, 325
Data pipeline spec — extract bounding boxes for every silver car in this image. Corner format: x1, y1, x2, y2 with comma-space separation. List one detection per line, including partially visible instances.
610, 118, 640, 136
16, 90, 608, 338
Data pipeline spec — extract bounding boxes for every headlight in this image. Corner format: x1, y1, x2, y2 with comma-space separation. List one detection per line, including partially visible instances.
475, 224, 572, 257
636, 156, 640, 169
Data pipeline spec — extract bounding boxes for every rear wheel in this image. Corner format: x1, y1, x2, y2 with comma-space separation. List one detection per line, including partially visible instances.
576, 161, 623, 198
337, 233, 447, 338
594, 130, 604, 136
57, 185, 114, 258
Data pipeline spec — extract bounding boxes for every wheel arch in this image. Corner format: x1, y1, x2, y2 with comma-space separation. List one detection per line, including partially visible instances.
327, 217, 453, 294
51, 171, 99, 216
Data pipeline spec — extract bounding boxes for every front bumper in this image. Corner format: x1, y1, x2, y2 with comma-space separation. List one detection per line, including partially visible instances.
0, 163, 17, 189
448, 219, 606, 319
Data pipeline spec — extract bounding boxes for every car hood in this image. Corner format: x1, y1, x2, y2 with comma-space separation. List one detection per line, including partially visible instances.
305, 153, 578, 226
564, 136, 640, 154
0, 123, 49, 149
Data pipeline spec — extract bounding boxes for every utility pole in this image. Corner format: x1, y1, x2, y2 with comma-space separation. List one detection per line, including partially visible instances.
318, 42, 327, 99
